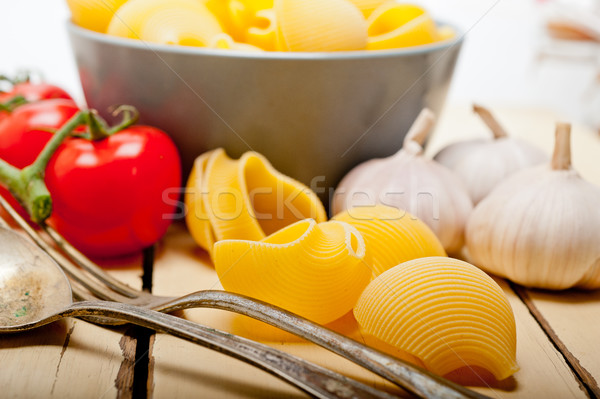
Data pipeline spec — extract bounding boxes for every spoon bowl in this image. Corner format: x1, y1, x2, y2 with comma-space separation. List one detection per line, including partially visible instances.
0, 228, 72, 328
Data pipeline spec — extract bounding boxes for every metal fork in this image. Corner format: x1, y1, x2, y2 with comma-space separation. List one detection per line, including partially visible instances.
0, 195, 488, 399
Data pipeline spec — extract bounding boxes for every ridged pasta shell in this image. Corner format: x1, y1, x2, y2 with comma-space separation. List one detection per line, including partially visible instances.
107, 0, 223, 46
204, 0, 273, 41
346, 0, 387, 17
275, 0, 368, 51
366, 3, 438, 50
354, 257, 519, 381
185, 151, 217, 254
215, 219, 372, 324
66, 0, 128, 32
333, 205, 446, 276
185, 149, 327, 255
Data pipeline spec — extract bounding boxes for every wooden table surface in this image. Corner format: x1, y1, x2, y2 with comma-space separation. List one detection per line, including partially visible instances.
1, 105, 599, 399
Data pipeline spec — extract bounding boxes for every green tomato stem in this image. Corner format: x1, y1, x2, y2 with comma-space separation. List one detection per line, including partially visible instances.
0, 95, 27, 112
0, 110, 88, 223
108, 105, 139, 135
86, 107, 139, 140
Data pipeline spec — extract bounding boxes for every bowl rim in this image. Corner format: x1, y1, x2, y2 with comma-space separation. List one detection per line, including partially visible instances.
67, 20, 464, 60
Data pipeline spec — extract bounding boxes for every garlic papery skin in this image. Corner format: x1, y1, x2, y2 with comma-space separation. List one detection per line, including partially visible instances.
333, 109, 473, 254
434, 105, 548, 205
466, 123, 600, 290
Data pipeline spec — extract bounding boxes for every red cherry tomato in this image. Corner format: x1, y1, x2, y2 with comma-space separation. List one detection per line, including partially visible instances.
0, 99, 80, 215
0, 82, 73, 123
0, 82, 73, 103
44, 125, 182, 258
0, 101, 181, 258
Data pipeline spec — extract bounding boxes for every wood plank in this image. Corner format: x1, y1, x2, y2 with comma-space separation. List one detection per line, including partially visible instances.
0, 320, 129, 398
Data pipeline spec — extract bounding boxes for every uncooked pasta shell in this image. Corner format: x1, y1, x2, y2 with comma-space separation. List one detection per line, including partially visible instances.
185, 149, 327, 254
354, 257, 519, 381
333, 205, 446, 276
366, 3, 438, 50
215, 219, 372, 324
275, 0, 368, 51
107, 0, 223, 46
185, 151, 217, 254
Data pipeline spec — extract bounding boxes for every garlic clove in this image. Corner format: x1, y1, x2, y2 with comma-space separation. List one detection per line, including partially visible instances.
466, 123, 600, 290
333, 109, 473, 254
434, 105, 548, 205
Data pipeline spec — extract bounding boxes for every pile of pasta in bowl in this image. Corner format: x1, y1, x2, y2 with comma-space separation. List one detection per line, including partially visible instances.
66, 0, 456, 51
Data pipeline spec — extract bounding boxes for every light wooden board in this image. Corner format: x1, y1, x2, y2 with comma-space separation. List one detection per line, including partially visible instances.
148, 104, 599, 398
148, 224, 587, 398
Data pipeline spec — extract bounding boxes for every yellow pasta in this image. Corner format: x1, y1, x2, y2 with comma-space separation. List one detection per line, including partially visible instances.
354, 257, 519, 381
437, 25, 456, 42
184, 151, 217, 254
107, 0, 223, 46
204, 0, 273, 42
245, 9, 278, 51
185, 149, 327, 255
333, 205, 446, 276
366, 3, 438, 50
346, 0, 388, 17
275, 0, 368, 51
210, 33, 264, 51
66, 0, 128, 32
214, 219, 372, 324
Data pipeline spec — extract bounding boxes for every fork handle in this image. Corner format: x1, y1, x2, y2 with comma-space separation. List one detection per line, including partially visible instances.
157, 291, 489, 399
62, 301, 396, 399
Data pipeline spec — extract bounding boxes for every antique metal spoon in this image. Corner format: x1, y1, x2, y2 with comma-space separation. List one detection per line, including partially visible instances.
0, 226, 399, 399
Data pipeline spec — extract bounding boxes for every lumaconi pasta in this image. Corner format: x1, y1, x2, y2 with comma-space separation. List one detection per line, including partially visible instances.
204, 0, 274, 42
66, 0, 128, 32
214, 219, 372, 324
107, 0, 223, 46
185, 148, 327, 255
209, 33, 264, 51
333, 205, 446, 276
71, 0, 454, 51
354, 257, 519, 381
275, 0, 368, 51
184, 151, 216, 255
366, 3, 439, 50
346, 0, 388, 17
245, 9, 277, 50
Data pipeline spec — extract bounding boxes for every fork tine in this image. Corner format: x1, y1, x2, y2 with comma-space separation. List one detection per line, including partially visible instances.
0, 195, 137, 301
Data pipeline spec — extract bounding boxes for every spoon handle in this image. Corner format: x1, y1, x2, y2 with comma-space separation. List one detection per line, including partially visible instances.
62, 301, 396, 399
155, 291, 488, 399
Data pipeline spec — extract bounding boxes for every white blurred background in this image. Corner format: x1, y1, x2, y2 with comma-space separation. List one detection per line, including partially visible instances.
1, 0, 599, 129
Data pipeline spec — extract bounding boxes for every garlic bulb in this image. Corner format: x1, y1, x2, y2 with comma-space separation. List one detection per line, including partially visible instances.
466, 123, 600, 290
434, 105, 548, 205
333, 109, 473, 254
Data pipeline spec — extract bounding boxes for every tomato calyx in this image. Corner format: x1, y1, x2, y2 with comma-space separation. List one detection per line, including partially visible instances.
80, 105, 139, 141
